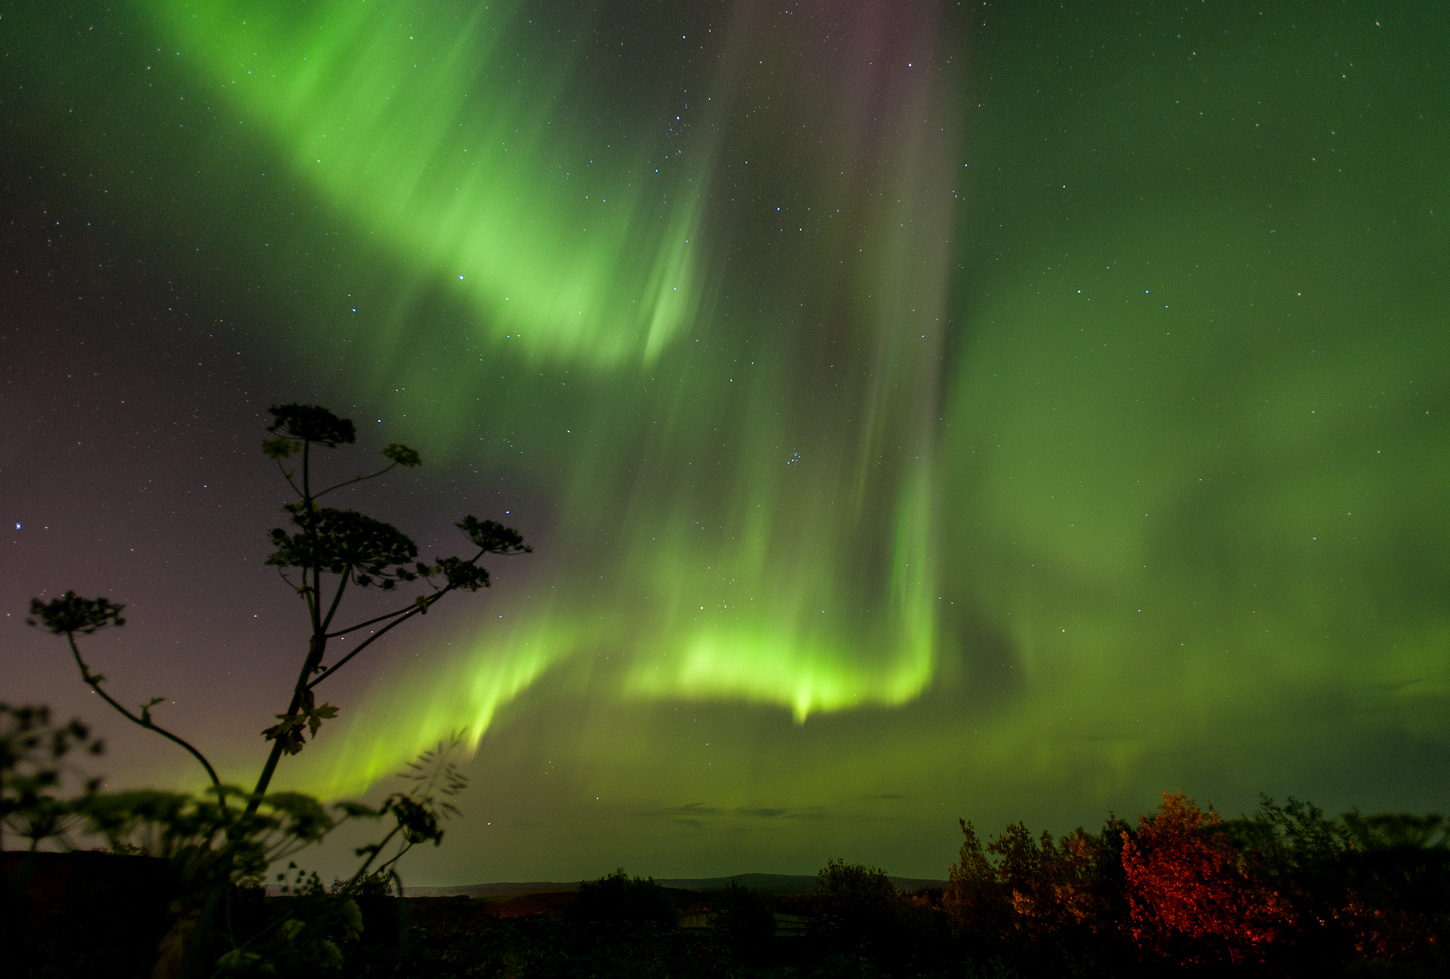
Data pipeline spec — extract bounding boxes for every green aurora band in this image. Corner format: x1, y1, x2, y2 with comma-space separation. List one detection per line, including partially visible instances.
17, 0, 1448, 875
140, 0, 961, 795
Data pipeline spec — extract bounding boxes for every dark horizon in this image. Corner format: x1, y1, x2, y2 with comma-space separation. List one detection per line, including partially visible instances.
404, 872, 951, 899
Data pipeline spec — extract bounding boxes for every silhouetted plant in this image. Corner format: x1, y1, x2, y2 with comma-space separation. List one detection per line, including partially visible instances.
24, 404, 526, 976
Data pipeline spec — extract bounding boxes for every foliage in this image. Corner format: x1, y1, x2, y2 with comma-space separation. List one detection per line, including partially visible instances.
946, 816, 1126, 973
207, 863, 366, 979
334, 870, 396, 898
52, 736, 469, 978
27, 591, 126, 634
9, 784, 1450, 978
250, 403, 529, 774
1336, 812, 1450, 963
567, 868, 680, 927
712, 880, 776, 962
810, 858, 935, 970
23, 403, 527, 977
265, 507, 424, 589
814, 859, 899, 931
1121, 791, 1292, 966
0, 703, 104, 851
942, 793, 1450, 977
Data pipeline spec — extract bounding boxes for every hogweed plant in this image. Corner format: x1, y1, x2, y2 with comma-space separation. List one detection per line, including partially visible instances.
24, 404, 528, 976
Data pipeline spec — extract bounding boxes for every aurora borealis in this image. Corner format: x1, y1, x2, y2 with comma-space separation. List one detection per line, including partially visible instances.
3, 0, 1448, 884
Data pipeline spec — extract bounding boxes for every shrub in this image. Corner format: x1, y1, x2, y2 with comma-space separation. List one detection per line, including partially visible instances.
567, 868, 679, 928
1121, 791, 1291, 967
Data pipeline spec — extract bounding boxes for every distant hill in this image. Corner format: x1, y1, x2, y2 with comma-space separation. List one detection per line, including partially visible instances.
405, 873, 948, 900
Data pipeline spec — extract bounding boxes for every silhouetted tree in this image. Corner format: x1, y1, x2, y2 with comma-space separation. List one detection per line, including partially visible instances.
567, 868, 679, 927
812, 858, 909, 962
712, 880, 775, 962
946, 815, 1126, 972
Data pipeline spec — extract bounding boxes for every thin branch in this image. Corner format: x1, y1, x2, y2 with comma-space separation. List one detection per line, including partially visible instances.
244, 632, 325, 817
301, 439, 312, 500
267, 805, 362, 865
348, 823, 406, 885
306, 565, 320, 625
308, 593, 444, 689
275, 566, 300, 594
319, 565, 352, 634
370, 837, 415, 882
302, 440, 319, 631
311, 544, 500, 680
322, 545, 493, 639
274, 458, 303, 499
268, 832, 326, 865
312, 461, 400, 501
323, 601, 419, 640
66, 634, 224, 799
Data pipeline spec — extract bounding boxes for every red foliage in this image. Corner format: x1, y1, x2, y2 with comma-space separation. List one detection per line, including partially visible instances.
1121, 791, 1291, 965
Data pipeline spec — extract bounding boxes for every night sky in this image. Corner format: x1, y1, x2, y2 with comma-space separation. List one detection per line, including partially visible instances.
3, 1, 1448, 885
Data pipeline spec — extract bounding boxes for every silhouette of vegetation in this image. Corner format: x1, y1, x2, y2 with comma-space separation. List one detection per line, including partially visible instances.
8, 779, 1450, 976
567, 868, 680, 928
947, 814, 1127, 973
0, 703, 104, 852
811, 859, 906, 957
939, 791, 1450, 977
712, 880, 776, 963
18, 404, 527, 977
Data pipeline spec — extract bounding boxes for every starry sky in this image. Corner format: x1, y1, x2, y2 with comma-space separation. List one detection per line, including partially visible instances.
3, 0, 1448, 885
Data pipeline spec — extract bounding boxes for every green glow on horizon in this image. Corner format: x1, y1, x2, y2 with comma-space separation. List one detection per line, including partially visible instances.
308, 605, 939, 798
304, 618, 572, 799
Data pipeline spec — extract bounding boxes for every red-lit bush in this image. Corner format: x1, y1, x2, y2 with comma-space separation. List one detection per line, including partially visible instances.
1121, 791, 1291, 966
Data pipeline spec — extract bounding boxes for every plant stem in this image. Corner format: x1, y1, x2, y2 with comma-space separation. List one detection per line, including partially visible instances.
66, 634, 224, 798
